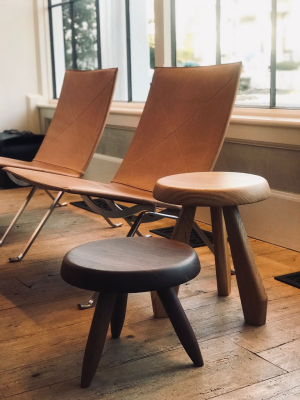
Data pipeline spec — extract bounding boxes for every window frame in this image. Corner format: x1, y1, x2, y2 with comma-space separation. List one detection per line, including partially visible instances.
171, 0, 300, 111
37, 0, 300, 146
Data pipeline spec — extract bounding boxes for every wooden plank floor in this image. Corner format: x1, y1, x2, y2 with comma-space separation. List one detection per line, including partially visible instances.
0, 187, 300, 399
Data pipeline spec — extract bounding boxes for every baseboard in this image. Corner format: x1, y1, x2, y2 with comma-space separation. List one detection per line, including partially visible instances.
195, 189, 300, 252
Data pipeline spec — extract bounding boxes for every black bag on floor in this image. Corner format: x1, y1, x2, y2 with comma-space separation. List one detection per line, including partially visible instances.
0, 130, 44, 188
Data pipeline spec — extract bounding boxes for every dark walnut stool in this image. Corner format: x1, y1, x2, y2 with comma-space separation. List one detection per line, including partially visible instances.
153, 172, 270, 327
61, 237, 204, 388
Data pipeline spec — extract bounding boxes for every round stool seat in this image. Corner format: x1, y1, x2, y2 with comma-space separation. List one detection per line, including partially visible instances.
61, 237, 200, 293
153, 172, 270, 207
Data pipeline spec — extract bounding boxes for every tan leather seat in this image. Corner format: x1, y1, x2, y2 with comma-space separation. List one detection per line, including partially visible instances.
0, 68, 117, 260
5, 63, 241, 264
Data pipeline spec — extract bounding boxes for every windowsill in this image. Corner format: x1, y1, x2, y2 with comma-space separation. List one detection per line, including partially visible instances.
38, 100, 300, 126
109, 102, 300, 127
38, 101, 300, 147
231, 107, 300, 128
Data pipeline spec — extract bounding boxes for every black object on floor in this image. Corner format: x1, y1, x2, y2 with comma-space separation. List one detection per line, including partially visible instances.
71, 199, 130, 213
274, 271, 300, 289
0, 130, 44, 188
150, 226, 214, 248
71, 199, 112, 212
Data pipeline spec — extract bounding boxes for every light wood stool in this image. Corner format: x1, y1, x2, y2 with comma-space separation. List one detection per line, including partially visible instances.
61, 237, 204, 388
153, 172, 270, 326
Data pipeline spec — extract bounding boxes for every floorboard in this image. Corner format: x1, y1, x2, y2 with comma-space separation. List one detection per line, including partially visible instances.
0, 187, 299, 399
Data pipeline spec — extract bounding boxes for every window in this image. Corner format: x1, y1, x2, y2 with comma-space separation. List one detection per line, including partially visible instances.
49, 0, 300, 109
173, 0, 300, 108
48, 0, 154, 101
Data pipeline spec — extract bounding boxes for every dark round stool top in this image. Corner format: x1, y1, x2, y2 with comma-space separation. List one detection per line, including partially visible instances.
61, 237, 200, 293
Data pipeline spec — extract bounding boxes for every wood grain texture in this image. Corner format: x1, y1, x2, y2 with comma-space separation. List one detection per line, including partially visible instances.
258, 337, 300, 372
157, 287, 203, 367
61, 237, 200, 293
110, 293, 128, 338
153, 171, 269, 325
171, 205, 197, 243
210, 207, 231, 296
1, 189, 300, 399
151, 205, 196, 318
153, 172, 270, 207
151, 287, 179, 319
223, 205, 268, 326
81, 292, 116, 388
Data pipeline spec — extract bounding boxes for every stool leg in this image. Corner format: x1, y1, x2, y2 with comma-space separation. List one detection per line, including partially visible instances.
151, 288, 179, 318
151, 205, 196, 319
210, 207, 231, 296
157, 287, 203, 367
111, 293, 128, 338
81, 292, 117, 388
222, 206, 268, 326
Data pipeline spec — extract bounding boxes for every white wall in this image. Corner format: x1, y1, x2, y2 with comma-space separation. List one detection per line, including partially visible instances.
0, 0, 40, 132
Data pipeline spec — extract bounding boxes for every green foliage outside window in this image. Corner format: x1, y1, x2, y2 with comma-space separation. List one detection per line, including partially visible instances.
62, 0, 98, 70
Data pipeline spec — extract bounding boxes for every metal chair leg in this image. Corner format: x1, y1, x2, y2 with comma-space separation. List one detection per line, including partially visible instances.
9, 191, 64, 262
124, 218, 144, 237
103, 216, 123, 228
45, 189, 67, 207
77, 291, 99, 310
0, 186, 38, 246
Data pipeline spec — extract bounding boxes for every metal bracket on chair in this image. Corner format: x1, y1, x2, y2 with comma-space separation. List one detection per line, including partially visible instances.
102, 216, 122, 228
45, 190, 67, 207
102, 199, 123, 228
81, 195, 155, 219
124, 218, 144, 237
126, 210, 216, 253
126, 210, 179, 237
81, 195, 156, 235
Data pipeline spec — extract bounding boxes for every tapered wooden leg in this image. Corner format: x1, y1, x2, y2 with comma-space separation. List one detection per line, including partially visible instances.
151, 206, 197, 318
111, 293, 128, 338
157, 287, 203, 367
151, 287, 179, 318
210, 207, 231, 296
223, 206, 267, 326
81, 292, 117, 388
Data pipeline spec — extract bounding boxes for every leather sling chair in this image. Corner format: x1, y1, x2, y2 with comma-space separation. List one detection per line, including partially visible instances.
0, 68, 118, 261
6, 63, 241, 312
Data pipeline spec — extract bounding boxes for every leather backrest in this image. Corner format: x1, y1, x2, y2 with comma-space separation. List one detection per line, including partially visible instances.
34, 68, 117, 176
112, 63, 241, 191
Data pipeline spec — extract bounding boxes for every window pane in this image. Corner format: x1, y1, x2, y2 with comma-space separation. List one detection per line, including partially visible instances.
51, 1, 98, 97
175, 0, 216, 67
62, 4, 73, 71
220, 0, 272, 107
73, 0, 98, 70
51, 5, 68, 97
276, 0, 300, 107
130, 0, 155, 102
50, 0, 69, 5
98, 0, 128, 101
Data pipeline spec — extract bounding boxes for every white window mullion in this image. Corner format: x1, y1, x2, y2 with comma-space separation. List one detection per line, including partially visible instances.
154, 0, 172, 67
